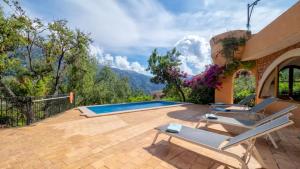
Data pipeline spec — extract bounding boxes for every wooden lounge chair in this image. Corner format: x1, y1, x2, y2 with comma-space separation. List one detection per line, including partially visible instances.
196, 105, 297, 148
152, 115, 293, 169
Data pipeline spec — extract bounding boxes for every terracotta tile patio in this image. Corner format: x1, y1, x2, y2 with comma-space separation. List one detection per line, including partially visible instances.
0, 104, 299, 169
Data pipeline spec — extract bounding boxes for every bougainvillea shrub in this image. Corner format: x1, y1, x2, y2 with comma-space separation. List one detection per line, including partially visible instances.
184, 64, 224, 90
183, 64, 223, 104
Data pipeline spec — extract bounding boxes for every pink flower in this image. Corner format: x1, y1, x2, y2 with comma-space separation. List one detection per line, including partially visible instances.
185, 64, 224, 89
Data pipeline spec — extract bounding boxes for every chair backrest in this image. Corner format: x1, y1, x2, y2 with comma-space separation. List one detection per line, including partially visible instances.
222, 114, 293, 149
255, 105, 297, 126
238, 94, 256, 105
250, 97, 278, 113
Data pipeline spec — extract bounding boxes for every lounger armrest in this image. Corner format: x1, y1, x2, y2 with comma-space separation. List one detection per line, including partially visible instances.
212, 109, 251, 114
210, 104, 249, 108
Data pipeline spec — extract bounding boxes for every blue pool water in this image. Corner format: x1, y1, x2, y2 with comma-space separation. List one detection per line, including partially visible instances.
87, 101, 180, 114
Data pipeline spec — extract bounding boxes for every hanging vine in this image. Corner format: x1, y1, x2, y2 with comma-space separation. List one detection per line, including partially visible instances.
221, 37, 246, 60
220, 36, 255, 76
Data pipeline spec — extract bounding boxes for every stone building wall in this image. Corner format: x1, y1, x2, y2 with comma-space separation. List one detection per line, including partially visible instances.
256, 42, 300, 81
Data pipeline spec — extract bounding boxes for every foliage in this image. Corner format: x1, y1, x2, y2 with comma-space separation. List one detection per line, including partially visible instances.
0, 2, 152, 105
0, 6, 25, 77
220, 36, 255, 76
162, 84, 191, 102
188, 86, 214, 104
184, 64, 224, 90
76, 66, 133, 105
182, 65, 222, 104
221, 37, 246, 60
223, 59, 256, 76
127, 90, 152, 102
233, 73, 255, 103
278, 67, 300, 99
147, 48, 187, 101
241, 60, 256, 70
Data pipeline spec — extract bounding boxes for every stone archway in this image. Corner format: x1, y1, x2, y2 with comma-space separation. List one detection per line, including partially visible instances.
215, 68, 256, 104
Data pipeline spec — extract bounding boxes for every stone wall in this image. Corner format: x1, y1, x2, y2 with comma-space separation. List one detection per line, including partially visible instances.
256, 42, 300, 81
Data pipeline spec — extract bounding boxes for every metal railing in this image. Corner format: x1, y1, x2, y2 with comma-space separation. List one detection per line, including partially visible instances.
0, 94, 75, 128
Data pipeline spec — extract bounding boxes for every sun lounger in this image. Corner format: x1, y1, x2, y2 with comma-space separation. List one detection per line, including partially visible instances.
210, 94, 256, 108
196, 105, 297, 148
152, 115, 293, 169
211, 97, 278, 116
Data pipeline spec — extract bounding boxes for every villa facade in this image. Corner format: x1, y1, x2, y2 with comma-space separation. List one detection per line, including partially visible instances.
211, 1, 300, 126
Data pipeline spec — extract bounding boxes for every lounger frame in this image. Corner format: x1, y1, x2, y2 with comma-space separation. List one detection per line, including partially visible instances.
212, 97, 278, 116
197, 105, 297, 149
210, 94, 256, 109
152, 116, 294, 169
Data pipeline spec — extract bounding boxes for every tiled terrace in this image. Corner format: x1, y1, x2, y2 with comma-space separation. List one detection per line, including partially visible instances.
0, 104, 299, 169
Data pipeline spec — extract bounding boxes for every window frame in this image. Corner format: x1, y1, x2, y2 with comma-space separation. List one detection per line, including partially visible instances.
277, 65, 300, 100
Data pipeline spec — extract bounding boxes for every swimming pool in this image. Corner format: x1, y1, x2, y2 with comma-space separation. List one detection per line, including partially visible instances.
79, 101, 188, 117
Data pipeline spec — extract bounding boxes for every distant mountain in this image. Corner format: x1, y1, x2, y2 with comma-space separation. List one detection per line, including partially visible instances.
110, 67, 164, 94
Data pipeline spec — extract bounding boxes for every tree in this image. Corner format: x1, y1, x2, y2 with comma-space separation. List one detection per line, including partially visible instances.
0, 1, 151, 106
74, 66, 133, 105
147, 48, 187, 101
96, 66, 131, 103
0, 3, 26, 97
44, 20, 91, 95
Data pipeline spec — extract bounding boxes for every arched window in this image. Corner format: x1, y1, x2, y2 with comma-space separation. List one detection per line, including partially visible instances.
278, 65, 300, 101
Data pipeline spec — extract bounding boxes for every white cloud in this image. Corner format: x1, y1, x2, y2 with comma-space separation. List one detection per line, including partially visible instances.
89, 45, 104, 57
90, 45, 148, 75
175, 35, 211, 75
114, 56, 147, 74
130, 61, 147, 73
115, 56, 131, 69
179, 61, 193, 75
67, 0, 139, 49
20, 0, 297, 74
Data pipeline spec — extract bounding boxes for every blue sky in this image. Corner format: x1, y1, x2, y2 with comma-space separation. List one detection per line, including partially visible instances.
17, 0, 298, 75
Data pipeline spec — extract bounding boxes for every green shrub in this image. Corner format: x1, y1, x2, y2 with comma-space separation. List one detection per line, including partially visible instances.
162, 96, 181, 102
161, 85, 191, 102
234, 75, 255, 103
128, 95, 152, 102
188, 86, 214, 104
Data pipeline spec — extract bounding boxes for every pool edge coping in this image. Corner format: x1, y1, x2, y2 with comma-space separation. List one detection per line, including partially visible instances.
77, 101, 193, 118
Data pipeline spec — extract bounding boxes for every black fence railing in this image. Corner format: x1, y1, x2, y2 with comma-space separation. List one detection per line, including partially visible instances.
0, 94, 75, 128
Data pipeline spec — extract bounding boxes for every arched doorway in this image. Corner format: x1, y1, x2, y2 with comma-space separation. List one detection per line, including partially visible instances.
259, 55, 300, 101
233, 69, 256, 104
258, 48, 300, 99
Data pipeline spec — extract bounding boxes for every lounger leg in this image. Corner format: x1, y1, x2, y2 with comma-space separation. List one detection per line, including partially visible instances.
152, 132, 160, 145
195, 121, 200, 128
195, 118, 206, 128
207, 161, 217, 169
168, 136, 172, 142
274, 131, 282, 142
240, 162, 249, 169
205, 120, 209, 128
252, 147, 267, 169
267, 133, 278, 149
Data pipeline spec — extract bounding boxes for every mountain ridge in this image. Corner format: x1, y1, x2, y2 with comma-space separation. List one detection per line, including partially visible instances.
99, 66, 164, 94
